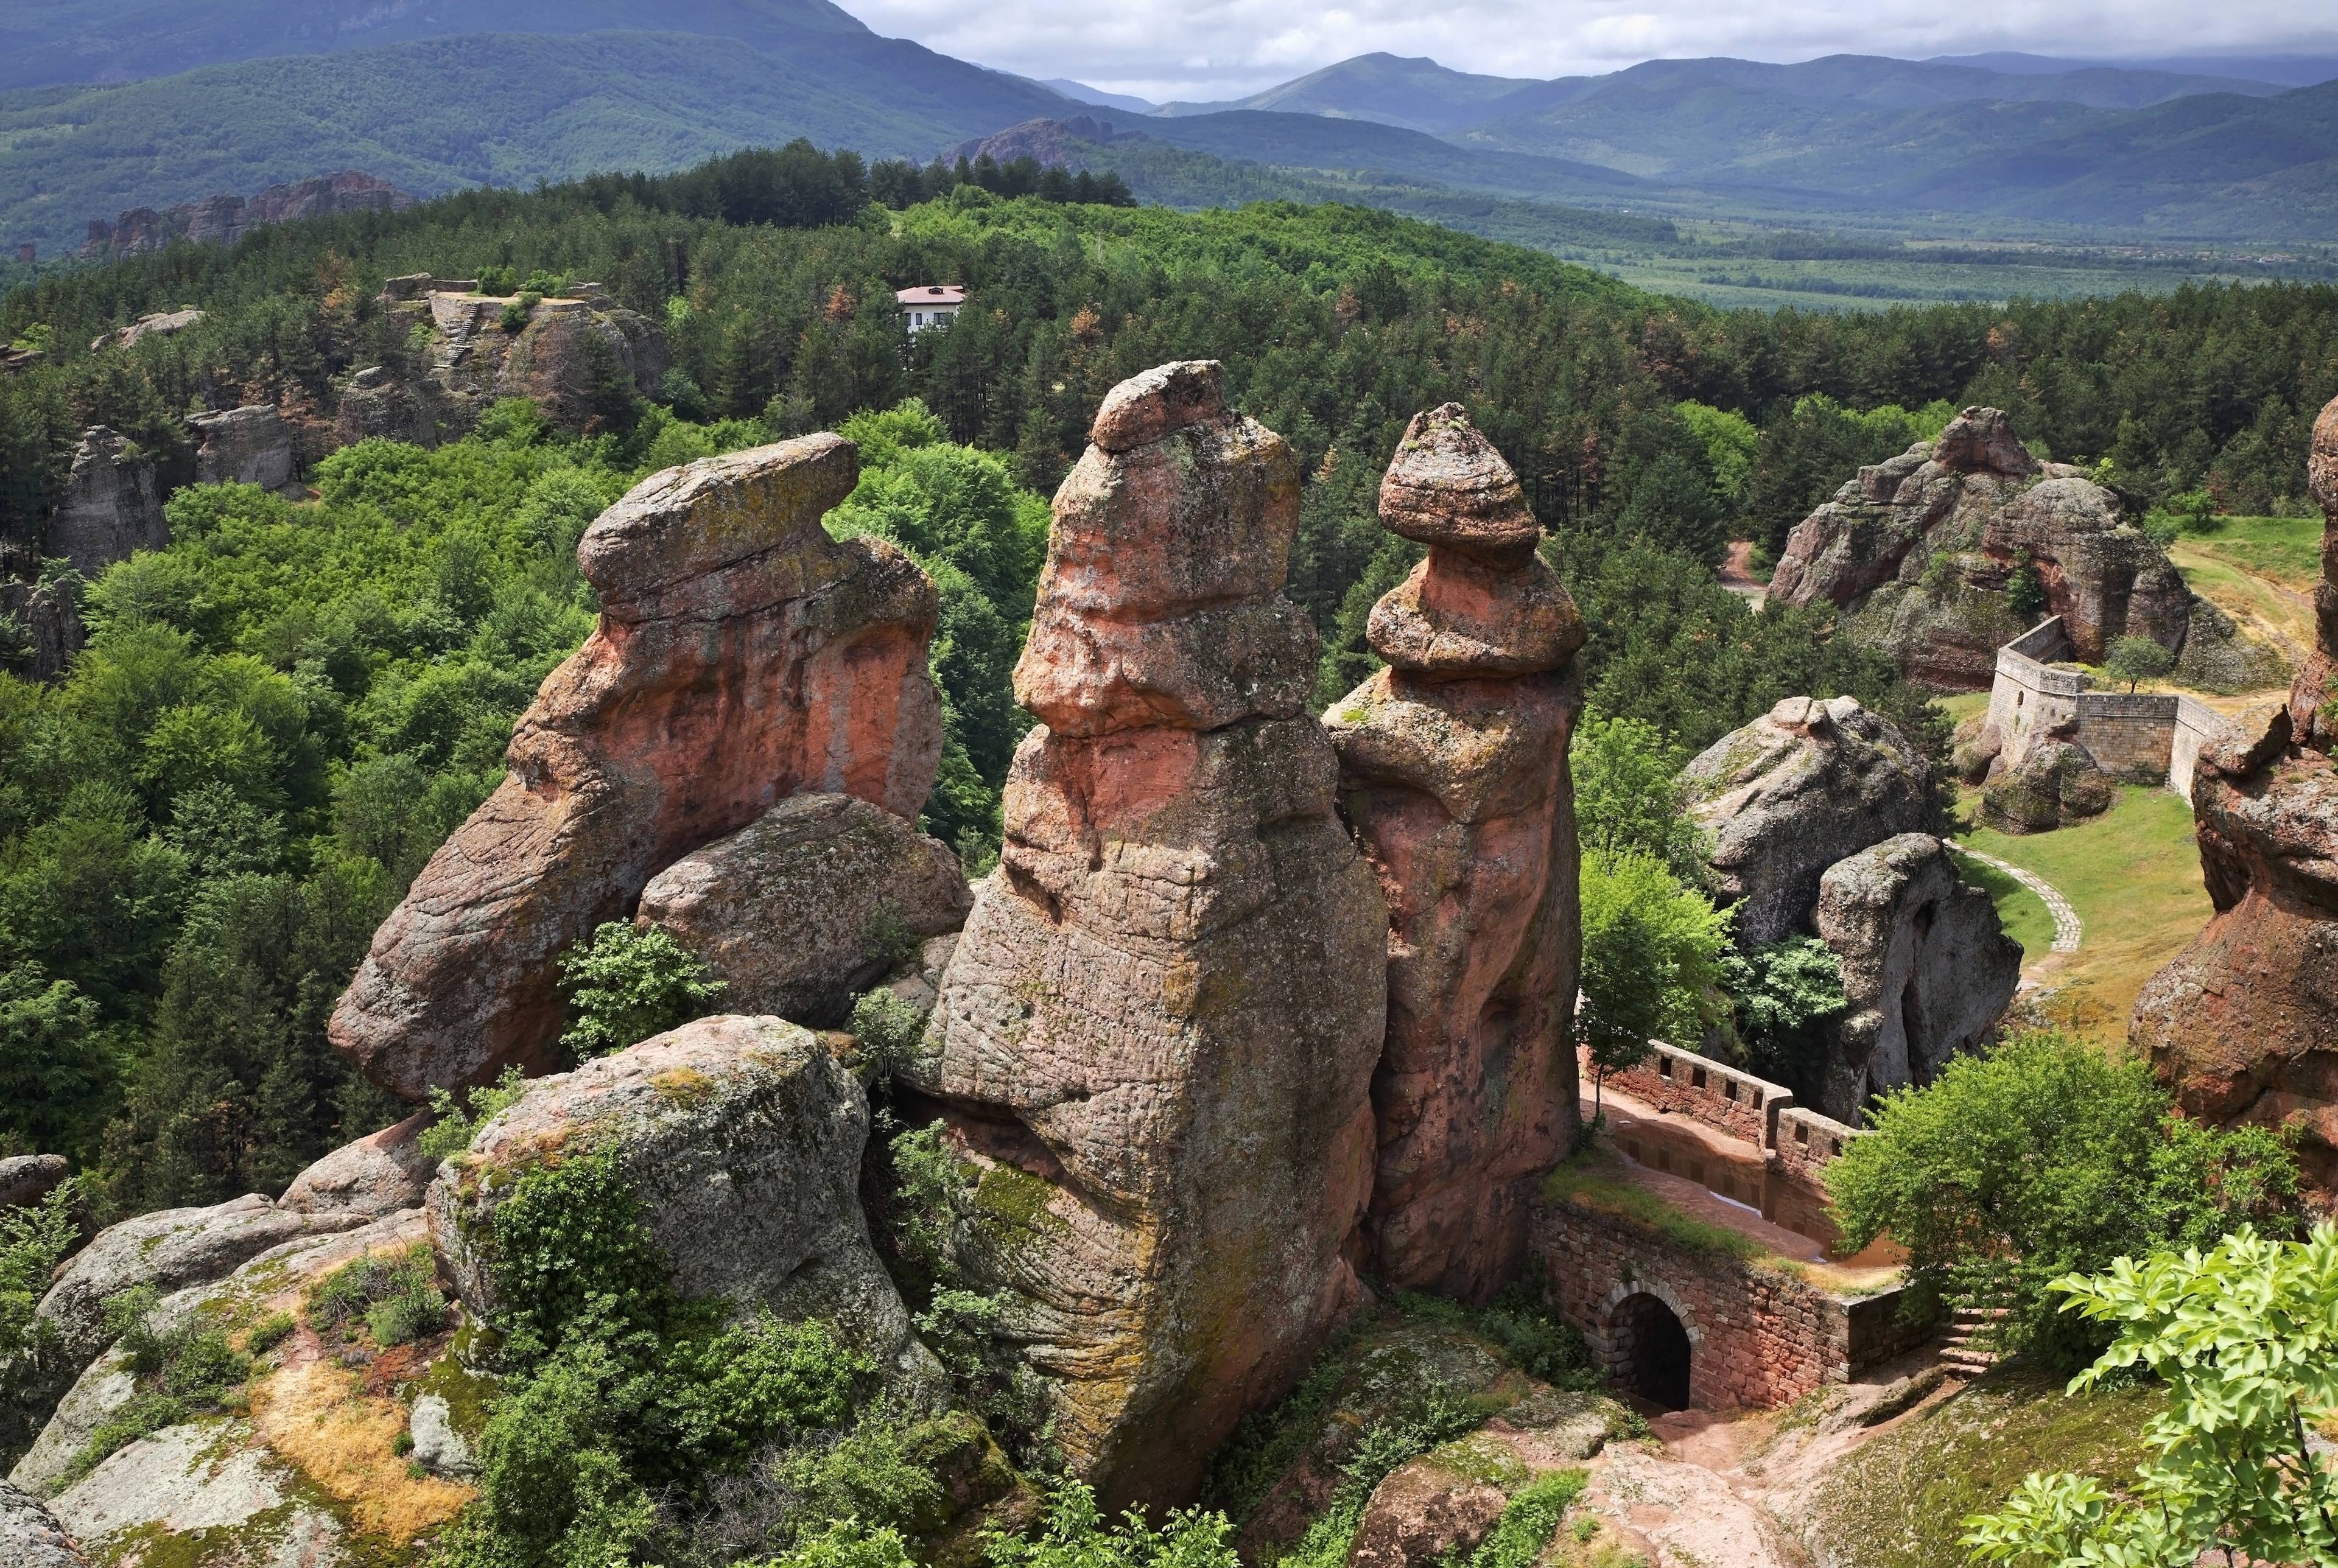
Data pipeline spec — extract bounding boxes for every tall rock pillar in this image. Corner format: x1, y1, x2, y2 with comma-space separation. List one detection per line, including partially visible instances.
2134, 392, 2338, 1200
907, 362, 1387, 1503
1323, 404, 1586, 1301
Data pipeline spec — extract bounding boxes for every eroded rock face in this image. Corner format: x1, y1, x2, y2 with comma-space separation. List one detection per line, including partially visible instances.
2136, 393, 2338, 1203
0, 575, 85, 682
45, 429, 164, 579
0, 1482, 86, 1568
328, 436, 943, 1098
277, 1110, 437, 1219
385, 282, 673, 438
188, 405, 296, 491
1976, 739, 2113, 833
636, 793, 971, 1027
430, 1015, 938, 1393
334, 366, 437, 449
906, 363, 1386, 1502
1682, 697, 1936, 950
1768, 407, 2266, 690
1813, 833, 2021, 1121
1324, 403, 1584, 1301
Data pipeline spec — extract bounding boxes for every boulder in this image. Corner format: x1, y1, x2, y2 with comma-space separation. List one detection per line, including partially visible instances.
1976, 740, 2113, 833
0, 1481, 88, 1568
90, 310, 202, 351
2, 1194, 368, 1469
430, 1014, 938, 1392
905, 363, 1387, 1503
187, 405, 295, 491
1681, 696, 1936, 950
0, 1155, 68, 1211
636, 793, 971, 1027
1812, 834, 2022, 1120
2135, 393, 2338, 1203
1768, 407, 2263, 691
328, 435, 943, 1099
407, 1395, 476, 1477
1347, 1457, 1508, 1568
1324, 403, 1584, 1300
276, 1110, 438, 1219
333, 367, 437, 449
44, 429, 164, 580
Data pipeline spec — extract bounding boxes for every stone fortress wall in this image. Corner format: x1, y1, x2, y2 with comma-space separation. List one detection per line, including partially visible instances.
1985, 614, 2233, 797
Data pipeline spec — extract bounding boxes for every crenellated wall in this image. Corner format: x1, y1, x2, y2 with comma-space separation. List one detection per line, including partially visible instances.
1982, 615, 2236, 794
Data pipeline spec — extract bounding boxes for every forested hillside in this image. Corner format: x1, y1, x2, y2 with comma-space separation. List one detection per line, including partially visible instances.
2, 153, 2336, 1220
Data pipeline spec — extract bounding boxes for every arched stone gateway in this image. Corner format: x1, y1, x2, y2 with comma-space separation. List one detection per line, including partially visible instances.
1612, 1290, 1693, 1410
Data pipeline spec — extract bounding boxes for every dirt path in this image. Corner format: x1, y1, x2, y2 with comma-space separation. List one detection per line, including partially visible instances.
1719, 540, 1768, 609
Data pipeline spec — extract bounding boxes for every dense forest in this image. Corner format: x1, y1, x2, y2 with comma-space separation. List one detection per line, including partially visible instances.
3, 141, 2336, 1219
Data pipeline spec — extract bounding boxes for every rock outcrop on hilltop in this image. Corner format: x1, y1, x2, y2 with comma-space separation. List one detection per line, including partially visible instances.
1813, 833, 2024, 1119
905, 361, 1388, 1503
44, 428, 165, 579
432, 1013, 941, 1394
1681, 696, 1936, 951
334, 366, 439, 449
79, 172, 413, 259
2135, 393, 2338, 1199
328, 435, 943, 1099
1769, 407, 2273, 691
188, 404, 298, 491
1323, 403, 1585, 1301
379, 278, 673, 438
636, 793, 971, 1026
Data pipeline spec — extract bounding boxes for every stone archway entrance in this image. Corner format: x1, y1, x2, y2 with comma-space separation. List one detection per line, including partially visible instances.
1613, 1291, 1693, 1409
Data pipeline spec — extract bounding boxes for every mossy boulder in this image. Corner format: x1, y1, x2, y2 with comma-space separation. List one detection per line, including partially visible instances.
1977, 741, 2113, 833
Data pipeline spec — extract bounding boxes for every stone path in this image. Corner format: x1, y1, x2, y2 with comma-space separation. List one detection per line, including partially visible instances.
1958, 849, 2082, 952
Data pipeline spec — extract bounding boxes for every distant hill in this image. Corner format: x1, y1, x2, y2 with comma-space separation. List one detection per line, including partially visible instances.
0, 0, 870, 91
1930, 51, 2338, 89
1040, 78, 1159, 115
1156, 53, 1540, 135
0, 30, 1067, 254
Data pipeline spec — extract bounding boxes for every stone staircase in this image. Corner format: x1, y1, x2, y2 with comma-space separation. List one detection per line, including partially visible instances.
1939, 1301, 2012, 1377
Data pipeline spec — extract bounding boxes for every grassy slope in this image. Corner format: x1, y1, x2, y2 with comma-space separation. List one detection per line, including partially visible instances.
1956, 786, 2210, 1046
1799, 1367, 2164, 1568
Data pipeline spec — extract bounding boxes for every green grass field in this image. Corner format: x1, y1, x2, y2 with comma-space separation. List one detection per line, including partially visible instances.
2175, 514, 2325, 590
1954, 785, 2210, 1046
1947, 848, 2057, 961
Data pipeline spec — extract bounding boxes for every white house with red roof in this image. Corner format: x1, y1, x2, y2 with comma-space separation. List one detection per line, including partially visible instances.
897, 284, 966, 333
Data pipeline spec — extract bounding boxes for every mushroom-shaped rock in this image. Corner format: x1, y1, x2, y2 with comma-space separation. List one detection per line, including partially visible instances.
907, 362, 1387, 1503
635, 793, 971, 1027
429, 1015, 939, 1395
1325, 404, 1583, 1301
1813, 833, 2022, 1120
328, 437, 944, 1099
1682, 697, 1936, 951
1376, 404, 1542, 564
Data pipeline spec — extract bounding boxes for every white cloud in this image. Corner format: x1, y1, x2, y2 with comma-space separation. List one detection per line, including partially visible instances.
839, 0, 2338, 103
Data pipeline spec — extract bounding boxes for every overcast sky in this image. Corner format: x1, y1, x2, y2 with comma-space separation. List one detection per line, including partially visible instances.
838, 0, 2338, 103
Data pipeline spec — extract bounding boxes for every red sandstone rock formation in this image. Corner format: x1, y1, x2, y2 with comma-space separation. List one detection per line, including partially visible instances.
905, 361, 1387, 1503
329, 436, 942, 1099
2134, 391, 2338, 1201
1768, 407, 2270, 691
1323, 404, 1584, 1302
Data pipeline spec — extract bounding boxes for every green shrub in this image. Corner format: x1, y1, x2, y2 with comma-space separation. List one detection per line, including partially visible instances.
69, 1288, 251, 1479
1, 1178, 81, 1374
749, 1519, 919, 1568
1827, 1030, 2300, 1368
988, 1480, 1239, 1568
555, 922, 726, 1062
246, 1309, 296, 1353
1718, 936, 1847, 1102
1461, 1470, 1589, 1568
307, 1245, 448, 1346
848, 989, 925, 1084
418, 1065, 530, 1162
1388, 1287, 1599, 1391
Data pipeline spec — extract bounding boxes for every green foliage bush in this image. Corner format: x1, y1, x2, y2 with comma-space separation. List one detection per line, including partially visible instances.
1460, 1470, 1590, 1568
1569, 710, 1706, 881
69, 1285, 251, 1479
306, 1244, 449, 1347
1717, 936, 1847, 1099
418, 1065, 530, 1163
555, 921, 726, 1062
989, 1481, 1240, 1568
0, 1179, 82, 1387
1576, 850, 1731, 1105
1827, 1031, 2301, 1369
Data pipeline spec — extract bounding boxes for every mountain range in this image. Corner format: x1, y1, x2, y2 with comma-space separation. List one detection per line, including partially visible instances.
2, 5, 2335, 258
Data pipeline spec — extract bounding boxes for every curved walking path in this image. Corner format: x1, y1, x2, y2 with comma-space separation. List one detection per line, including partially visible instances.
1957, 848, 2082, 952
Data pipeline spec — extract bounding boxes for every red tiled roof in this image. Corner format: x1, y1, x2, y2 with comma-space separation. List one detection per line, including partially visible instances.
895, 284, 967, 306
